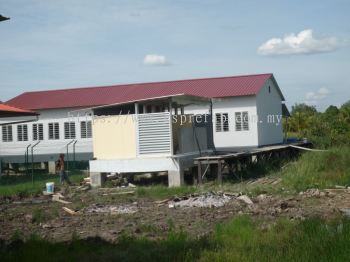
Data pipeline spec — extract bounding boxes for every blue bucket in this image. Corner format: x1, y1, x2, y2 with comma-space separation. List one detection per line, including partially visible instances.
46, 182, 54, 193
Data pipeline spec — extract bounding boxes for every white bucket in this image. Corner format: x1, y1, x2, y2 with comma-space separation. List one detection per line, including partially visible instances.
46, 182, 54, 193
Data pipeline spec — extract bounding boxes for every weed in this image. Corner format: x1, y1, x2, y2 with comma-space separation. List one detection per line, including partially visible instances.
1, 216, 350, 261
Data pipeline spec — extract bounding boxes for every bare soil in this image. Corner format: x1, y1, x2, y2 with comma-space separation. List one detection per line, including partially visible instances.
1, 185, 350, 244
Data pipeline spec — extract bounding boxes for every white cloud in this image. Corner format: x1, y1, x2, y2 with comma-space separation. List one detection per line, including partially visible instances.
143, 54, 169, 66
304, 87, 330, 105
258, 29, 341, 56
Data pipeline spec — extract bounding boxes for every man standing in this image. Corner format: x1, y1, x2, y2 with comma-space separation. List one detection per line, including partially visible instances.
57, 154, 71, 185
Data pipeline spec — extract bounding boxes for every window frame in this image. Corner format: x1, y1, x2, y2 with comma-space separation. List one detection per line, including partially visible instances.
2, 125, 13, 142
80, 121, 92, 139
33, 123, 44, 141
17, 124, 28, 142
215, 113, 230, 132
48, 122, 60, 140
235, 111, 249, 131
64, 121, 76, 139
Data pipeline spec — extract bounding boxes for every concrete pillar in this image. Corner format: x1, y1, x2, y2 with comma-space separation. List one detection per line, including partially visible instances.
217, 161, 222, 184
90, 172, 107, 187
168, 168, 184, 187
48, 161, 56, 174
41, 162, 46, 169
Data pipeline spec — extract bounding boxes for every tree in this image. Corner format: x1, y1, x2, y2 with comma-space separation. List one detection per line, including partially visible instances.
325, 105, 339, 116
341, 100, 350, 110
291, 103, 317, 116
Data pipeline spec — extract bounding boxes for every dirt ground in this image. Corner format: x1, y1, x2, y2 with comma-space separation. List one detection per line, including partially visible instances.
1, 184, 350, 244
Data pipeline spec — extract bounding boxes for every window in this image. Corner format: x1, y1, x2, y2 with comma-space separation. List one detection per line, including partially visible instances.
80, 121, 92, 138
215, 113, 229, 132
235, 112, 242, 131
17, 124, 28, 141
242, 112, 249, 131
48, 122, 60, 140
2, 125, 13, 142
215, 113, 222, 132
268, 85, 271, 93
235, 111, 249, 131
33, 123, 44, 140
64, 122, 76, 139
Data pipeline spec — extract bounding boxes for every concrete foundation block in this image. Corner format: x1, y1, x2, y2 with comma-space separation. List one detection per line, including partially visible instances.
90, 172, 107, 187
168, 169, 184, 187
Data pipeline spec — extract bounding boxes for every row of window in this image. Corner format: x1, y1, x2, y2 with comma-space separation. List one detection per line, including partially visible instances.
2, 121, 92, 142
216, 112, 249, 132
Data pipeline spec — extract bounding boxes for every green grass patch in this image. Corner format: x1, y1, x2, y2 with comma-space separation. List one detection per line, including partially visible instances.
0, 172, 86, 197
1, 216, 350, 261
201, 215, 350, 262
278, 146, 350, 191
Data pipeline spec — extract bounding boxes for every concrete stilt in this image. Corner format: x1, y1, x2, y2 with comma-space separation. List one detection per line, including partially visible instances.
168, 168, 184, 187
90, 172, 106, 187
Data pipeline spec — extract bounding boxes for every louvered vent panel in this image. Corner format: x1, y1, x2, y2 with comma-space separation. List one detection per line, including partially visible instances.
137, 113, 171, 155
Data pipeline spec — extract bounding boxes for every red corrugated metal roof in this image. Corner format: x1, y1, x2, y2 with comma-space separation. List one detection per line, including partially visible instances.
0, 103, 38, 117
6, 73, 276, 110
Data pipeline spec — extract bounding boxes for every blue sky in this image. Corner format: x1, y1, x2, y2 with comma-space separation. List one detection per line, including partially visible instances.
1, 0, 349, 111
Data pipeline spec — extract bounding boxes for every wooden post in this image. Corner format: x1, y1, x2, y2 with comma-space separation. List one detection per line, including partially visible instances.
197, 162, 202, 185
217, 160, 222, 184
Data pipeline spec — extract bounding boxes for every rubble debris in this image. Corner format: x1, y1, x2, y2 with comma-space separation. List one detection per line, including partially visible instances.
247, 177, 281, 185
237, 195, 254, 205
101, 190, 135, 196
85, 204, 138, 214
41, 223, 53, 229
24, 214, 33, 223
168, 192, 232, 208
62, 207, 78, 215
299, 189, 321, 198
52, 194, 71, 204
55, 193, 65, 198
154, 198, 171, 206
79, 177, 91, 187
257, 194, 267, 201
335, 185, 346, 189
223, 192, 240, 197
339, 208, 350, 218
76, 184, 91, 192
42, 191, 54, 196
299, 189, 338, 198
280, 201, 289, 210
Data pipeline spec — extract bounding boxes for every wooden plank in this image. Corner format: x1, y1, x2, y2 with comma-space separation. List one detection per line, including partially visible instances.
62, 207, 78, 215
52, 194, 71, 204
193, 142, 316, 170
102, 191, 134, 196
194, 160, 221, 165
289, 145, 327, 152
